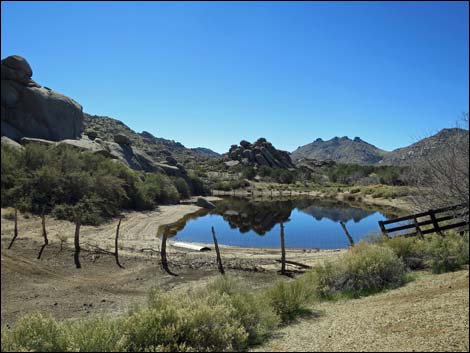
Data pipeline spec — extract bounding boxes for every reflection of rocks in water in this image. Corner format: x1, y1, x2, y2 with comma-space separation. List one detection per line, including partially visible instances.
214, 198, 293, 235
158, 209, 211, 239
297, 199, 374, 223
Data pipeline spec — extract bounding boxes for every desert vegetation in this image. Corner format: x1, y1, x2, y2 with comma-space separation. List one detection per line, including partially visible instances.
2, 231, 467, 352
1, 143, 206, 226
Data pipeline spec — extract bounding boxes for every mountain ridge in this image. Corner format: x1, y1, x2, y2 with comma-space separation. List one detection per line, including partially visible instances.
291, 128, 469, 166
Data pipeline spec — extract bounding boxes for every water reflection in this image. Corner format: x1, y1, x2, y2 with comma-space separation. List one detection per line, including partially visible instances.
165, 197, 398, 249
212, 198, 378, 235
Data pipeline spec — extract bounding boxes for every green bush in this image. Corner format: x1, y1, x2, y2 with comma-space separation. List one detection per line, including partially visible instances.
372, 232, 469, 274
206, 276, 280, 345
1, 312, 67, 352
267, 279, 313, 323
0, 144, 206, 225
378, 236, 426, 270
307, 243, 406, 299
64, 317, 123, 352
214, 179, 249, 191
173, 177, 191, 199
123, 288, 248, 352
341, 243, 406, 295
423, 233, 469, 274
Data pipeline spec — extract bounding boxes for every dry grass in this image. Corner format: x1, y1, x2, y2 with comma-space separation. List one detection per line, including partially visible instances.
253, 269, 469, 352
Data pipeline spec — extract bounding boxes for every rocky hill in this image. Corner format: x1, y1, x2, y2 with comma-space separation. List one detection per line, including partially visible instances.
1, 55, 221, 181
380, 128, 469, 166
292, 129, 469, 166
1, 55, 83, 141
82, 114, 219, 165
291, 136, 387, 165
225, 138, 295, 169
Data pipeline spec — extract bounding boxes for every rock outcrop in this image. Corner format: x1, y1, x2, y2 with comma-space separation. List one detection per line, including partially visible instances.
226, 138, 294, 169
1, 55, 84, 141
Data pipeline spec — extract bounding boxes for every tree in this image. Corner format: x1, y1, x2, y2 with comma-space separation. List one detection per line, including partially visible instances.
407, 113, 469, 218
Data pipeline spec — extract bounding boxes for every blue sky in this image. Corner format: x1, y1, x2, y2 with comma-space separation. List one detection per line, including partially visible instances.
1, 1, 468, 153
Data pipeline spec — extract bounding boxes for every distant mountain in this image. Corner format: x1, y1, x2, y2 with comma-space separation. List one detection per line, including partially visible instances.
191, 147, 221, 158
380, 128, 469, 166
291, 129, 469, 166
291, 136, 387, 165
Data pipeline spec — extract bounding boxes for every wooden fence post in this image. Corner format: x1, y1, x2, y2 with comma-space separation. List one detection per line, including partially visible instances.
7, 208, 19, 249
429, 211, 444, 237
211, 226, 225, 275
340, 221, 355, 247
74, 219, 81, 269
37, 211, 49, 259
160, 226, 177, 276
115, 217, 124, 268
413, 217, 424, 239
378, 221, 389, 238
280, 222, 287, 276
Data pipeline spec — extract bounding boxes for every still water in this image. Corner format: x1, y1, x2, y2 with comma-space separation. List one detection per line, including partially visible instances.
170, 197, 396, 249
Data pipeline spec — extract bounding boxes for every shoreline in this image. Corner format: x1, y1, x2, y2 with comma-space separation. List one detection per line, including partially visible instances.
0, 194, 408, 326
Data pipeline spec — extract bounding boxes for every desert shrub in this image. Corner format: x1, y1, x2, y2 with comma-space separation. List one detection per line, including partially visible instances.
267, 279, 313, 323
123, 289, 248, 352
182, 298, 248, 352
121, 305, 186, 351
305, 261, 345, 300
173, 177, 191, 199
1, 144, 193, 225
423, 233, 469, 273
306, 243, 406, 299
241, 166, 256, 180
272, 169, 295, 184
379, 236, 427, 270
371, 232, 469, 274
205, 276, 280, 345
64, 317, 123, 352
341, 243, 406, 295
1, 312, 67, 352
214, 179, 249, 191
188, 173, 209, 196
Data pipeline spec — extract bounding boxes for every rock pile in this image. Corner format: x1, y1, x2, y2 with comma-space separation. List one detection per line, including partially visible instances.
1, 55, 84, 141
226, 138, 294, 169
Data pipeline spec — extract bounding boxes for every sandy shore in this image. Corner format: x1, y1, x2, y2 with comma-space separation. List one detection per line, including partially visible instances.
1, 203, 342, 326
253, 269, 469, 352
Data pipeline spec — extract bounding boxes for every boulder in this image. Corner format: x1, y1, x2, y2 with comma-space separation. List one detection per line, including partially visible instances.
165, 155, 178, 166
140, 130, 156, 140
59, 138, 106, 154
196, 197, 216, 210
176, 162, 187, 174
240, 140, 252, 149
254, 153, 270, 166
84, 130, 98, 140
1, 55, 84, 141
154, 162, 184, 177
114, 134, 131, 145
2, 55, 32, 79
20, 137, 57, 147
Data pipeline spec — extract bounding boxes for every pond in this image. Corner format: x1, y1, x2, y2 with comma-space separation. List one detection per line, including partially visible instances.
167, 197, 399, 249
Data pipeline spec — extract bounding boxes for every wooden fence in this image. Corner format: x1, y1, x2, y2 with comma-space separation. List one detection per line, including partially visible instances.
378, 204, 469, 238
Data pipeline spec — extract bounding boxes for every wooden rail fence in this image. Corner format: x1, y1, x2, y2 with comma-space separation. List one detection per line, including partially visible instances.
378, 204, 469, 238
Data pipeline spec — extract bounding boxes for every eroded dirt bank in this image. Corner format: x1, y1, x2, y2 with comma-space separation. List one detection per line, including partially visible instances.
1, 205, 341, 326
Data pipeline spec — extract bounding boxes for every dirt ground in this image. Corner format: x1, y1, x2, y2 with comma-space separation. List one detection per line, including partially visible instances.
253, 269, 470, 352
1, 205, 341, 327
